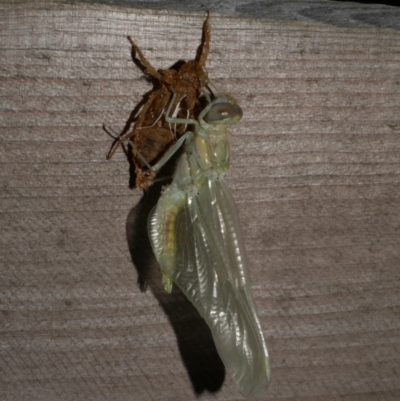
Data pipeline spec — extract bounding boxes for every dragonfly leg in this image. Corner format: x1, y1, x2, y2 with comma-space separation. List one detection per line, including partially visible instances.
150, 131, 192, 172
165, 90, 199, 127
127, 139, 153, 170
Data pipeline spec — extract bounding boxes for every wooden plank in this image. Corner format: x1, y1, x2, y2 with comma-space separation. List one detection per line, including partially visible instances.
1, 1, 400, 400
82, 0, 400, 31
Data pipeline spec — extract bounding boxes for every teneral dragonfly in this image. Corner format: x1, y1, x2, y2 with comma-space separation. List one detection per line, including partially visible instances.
147, 92, 271, 396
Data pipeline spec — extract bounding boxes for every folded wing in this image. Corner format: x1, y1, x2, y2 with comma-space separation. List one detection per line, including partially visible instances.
149, 177, 270, 396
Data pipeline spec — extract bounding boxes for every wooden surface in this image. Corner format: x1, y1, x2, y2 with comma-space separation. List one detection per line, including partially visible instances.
86, 0, 400, 31
1, 1, 400, 400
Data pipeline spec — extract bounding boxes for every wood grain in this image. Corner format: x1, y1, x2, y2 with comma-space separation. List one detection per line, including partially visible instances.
1, 1, 400, 400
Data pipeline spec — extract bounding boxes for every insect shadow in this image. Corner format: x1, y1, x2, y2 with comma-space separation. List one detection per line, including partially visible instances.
125, 158, 225, 394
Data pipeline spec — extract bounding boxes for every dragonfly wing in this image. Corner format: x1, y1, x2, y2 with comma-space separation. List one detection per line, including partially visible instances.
149, 177, 270, 396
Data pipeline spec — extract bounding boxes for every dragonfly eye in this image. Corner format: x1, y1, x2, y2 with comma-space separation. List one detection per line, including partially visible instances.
204, 99, 243, 124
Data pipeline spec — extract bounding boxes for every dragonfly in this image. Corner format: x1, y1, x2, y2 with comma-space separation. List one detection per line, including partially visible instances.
107, 13, 211, 189
147, 91, 271, 396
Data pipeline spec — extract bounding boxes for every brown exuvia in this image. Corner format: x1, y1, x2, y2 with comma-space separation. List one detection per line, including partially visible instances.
107, 13, 211, 189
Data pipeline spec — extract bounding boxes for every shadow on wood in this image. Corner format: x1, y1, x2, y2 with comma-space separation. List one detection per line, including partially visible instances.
125, 162, 226, 394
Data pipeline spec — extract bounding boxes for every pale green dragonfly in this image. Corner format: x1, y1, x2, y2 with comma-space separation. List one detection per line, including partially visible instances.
138, 91, 270, 396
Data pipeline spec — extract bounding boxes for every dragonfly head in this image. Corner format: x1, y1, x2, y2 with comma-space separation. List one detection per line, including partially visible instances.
204, 96, 243, 125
